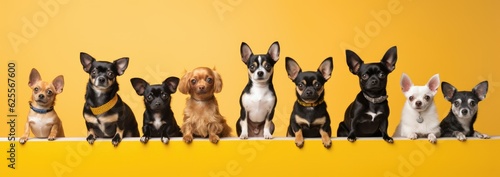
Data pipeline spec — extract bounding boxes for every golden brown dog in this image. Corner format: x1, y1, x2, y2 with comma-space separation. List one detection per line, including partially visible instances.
20, 68, 64, 144
178, 67, 231, 143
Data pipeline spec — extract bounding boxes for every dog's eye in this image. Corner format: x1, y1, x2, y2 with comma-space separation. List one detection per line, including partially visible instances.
409, 96, 414, 101
147, 95, 154, 101
107, 71, 114, 78
454, 101, 460, 107
206, 78, 213, 84
298, 83, 305, 90
190, 79, 196, 85
378, 73, 386, 78
470, 101, 476, 107
249, 65, 256, 70
424, 95, 430, 101
91, 70, 96, 75
314, 82, 321, 88
264, 63, 271, 70
361, 74, 369, 80
47, 90, 52, 95
161, 93, 168, 99
34, 87, 39, 92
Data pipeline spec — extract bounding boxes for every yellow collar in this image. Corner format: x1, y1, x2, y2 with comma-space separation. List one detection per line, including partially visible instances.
90, 94, 118, 115
297, 98, 324, 107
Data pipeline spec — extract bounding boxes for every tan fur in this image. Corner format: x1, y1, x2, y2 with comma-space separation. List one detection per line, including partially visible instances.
20, 69, 64, 144
179, 67, 231, 143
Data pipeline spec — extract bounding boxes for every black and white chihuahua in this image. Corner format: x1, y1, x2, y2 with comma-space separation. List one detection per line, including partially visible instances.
337, 46, 398, 143
440, 81, 490, 141
236, 41, 279, 139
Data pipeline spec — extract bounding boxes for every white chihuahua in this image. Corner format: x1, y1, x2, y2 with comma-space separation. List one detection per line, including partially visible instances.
393, 73, 441, 143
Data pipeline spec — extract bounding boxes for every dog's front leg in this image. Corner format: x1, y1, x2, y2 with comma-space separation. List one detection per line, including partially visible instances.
290, 122, 304, 148
347, 118, 358, 142
85, 122, 97, 145
19, 121, 31, 144
238, 111, 249, 139
141, 124, 150, 143
207, 122, 223, 144
379, 118, 393, 143
181, 119, 194, 143
473, 131, 490, 139
112, 122, 124, 147
263, 111, 275, 139
160, 123, 170, 144
48, 121, 60, 141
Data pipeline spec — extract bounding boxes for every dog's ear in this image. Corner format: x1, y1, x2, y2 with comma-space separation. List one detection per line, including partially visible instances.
212, 69, 223, 93
29, 68, 41, 88
381, 46, 397, 72
178, 71, 192, 95
472, 81, 488, 101
52, 75, 64, 94
80, 52, 95, 73
114, 57, 129, 76
267, 41, 280, 62
426, 74, 440, 95
317, 57, 333, 81
164, 76, 180, 93
130, 78, 148, 96
240, 42, 253, 64
441, 82, 457, 101
400, 73, 413, 93
285, 57, 301, 80
346, 50, 363, 74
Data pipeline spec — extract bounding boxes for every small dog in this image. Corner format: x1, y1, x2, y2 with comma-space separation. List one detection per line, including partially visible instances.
131, 77, 182, 144
393, 73, 441, 143
337, 46, 397, 143
20, 68, 65, 144
178, 67, 231, 144
439, 81, 490, 141
285, 57, 333, 148
80, 52, 140, 146
236, 41, 279, 139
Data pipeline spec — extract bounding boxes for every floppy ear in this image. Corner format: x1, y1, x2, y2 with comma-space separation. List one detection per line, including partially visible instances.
267, 41, 280, 62
212, 69, 223, 93
178, 71, 192, 95
472, 81, 488, 101
285, 57, 301, 80
80, 52, 95, 73
381, 46, 397, 72
163, 76, 180, 93
29, 68, 42, 88
130, 78, 148, 96
317, 57, 333, 81
426, 74, 440, 95
114, 57, 129, 76
400, 73, 413, 93
346, 50, 363, 74
240, 42, 253, 64
441, 82, 456, 101
52, 75, 64, 94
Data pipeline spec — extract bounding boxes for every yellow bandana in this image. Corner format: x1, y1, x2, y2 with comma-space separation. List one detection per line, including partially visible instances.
90, 94, 118, 115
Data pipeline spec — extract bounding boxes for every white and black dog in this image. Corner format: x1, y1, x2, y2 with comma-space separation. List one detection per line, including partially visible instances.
236, 41, 279, 139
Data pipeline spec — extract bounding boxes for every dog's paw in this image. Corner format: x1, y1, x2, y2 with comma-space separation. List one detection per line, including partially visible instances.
347, 134, 357, 142
48, 135, 56, 141
322, 138, 332, 148
111, 134, 122, 147
474, 131, 490, 139
161, 137, 170, 144
239, 132, 248, 139
140, 136, 149, 143
383, 136, 394, 143
456, 132, 467, 141
209, 135, 220, 144
19, 137, 28, 144
428, 134, 437, 144
86, 135, 96, 145
183, 134, 193, 143
407, 133, 418, 140
295, 136, 304, 148
263, 131, 273, 139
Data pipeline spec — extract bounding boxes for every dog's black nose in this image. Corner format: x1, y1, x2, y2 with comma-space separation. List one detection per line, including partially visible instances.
38, 94, 45, 99
371, 79, 378, 85
257, 71, 264, 77
305, 90, 313, 96
98, 77, 105, 83
415, 101, 422, 107
461, 109, 468, 115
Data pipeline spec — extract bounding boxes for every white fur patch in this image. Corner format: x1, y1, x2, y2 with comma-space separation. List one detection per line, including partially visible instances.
366, 111, 382, 121
241, 85, 275, 123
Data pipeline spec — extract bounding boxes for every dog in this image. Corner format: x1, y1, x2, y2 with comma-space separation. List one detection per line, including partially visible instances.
439, 81, 490, 141
178, 67, 231, 144
337, 46, 397, 143
236, 41, 279, 139
285, 57, 333, 148
131, 77, 182, 144
80, 52, 139, 146
393, 73, 441, 143
20, 68, 65, 144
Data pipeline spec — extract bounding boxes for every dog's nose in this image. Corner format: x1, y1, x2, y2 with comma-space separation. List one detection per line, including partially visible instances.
305, 90, 313, 96
199, 85, 205, 90
257, 71, 264, 77
461, 109, 468, 115
98, 77, 105, 83
371, 79, 378, 85
415, 101, 422, 107
38, 94, 45, 99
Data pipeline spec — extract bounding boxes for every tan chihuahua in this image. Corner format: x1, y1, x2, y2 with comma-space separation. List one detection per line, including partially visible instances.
20, 68, 65, 144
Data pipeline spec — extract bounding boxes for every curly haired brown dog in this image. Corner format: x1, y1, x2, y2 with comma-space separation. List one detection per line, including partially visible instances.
178, 67, 231, 143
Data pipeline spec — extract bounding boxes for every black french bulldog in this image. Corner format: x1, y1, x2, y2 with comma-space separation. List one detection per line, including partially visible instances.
80, 52, 140, 146
337, 46, 397, 143
131, 77, 183, 144
285, 57, 333, 148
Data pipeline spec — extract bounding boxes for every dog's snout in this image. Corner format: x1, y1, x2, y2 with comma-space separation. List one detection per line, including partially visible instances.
415, 101, 422, 107
198, 85, 205, 90
257, 71, 264, 77
461, 109, 469, 115
38, 94, 45, 99
98, 77, 105, 83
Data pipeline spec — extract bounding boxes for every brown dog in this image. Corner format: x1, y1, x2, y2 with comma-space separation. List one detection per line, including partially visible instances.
20, 68, 64, 144
178, 67, 231, 143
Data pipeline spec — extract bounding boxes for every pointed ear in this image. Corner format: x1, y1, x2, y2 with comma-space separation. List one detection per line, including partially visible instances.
240, 42, 253, 64
473, 81, 488, 101
114, 57, 129, 76
80, 52, 95, 73
130, 78, 148, 96
285, 57, 301, 80
426, 74, 440, 94
163, 76, 180, 93
178, 71, 191, 95
267, 41, 280, 62
29, 68, 42, 88
441, 82, 457, 101
212, 69, 223, 93
400, 73, 413, 93
52, 75, 64, 94
317, 57, 333, 81
381, 46, 397, 72
346, 50, 363, 74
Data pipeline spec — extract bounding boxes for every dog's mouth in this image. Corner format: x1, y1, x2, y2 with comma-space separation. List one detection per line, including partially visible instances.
35, 99, 47, 104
